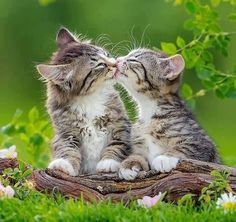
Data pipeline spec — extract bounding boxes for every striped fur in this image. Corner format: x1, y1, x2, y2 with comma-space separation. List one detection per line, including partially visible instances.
37, 28, 131, 176
116, 48, 220, 180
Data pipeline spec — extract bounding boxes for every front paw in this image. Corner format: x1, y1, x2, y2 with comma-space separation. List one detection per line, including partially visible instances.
96, 159, 121, 173
48, 158, 78, 176
118, 166, 140, 180
151, 155, 179, 173
118, 155, 149, 180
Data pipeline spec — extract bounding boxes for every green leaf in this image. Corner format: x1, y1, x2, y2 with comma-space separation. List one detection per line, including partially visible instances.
18, 160, 26, 172
184, 19, 194, 30
30, 133, 44, 146
12, 109, 23, 122
226, 87, 236, 99
181, 83, 193, 99
215, 89, 225, 99
161, 42, 177, 55
197, 69, 212, 80
202, 51, 213, 62
1, 123, 15, 135
176, 36, 186, 48
185, 1, 197, 14
28, 107, 39, 123
217, 83, 230, 96
210, 0, 221, 7
228, 13, 236, 21
234, 80, 236, 89
22, 168, 33, 178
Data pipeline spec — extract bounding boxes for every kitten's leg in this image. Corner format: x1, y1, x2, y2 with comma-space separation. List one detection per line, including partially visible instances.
118, 136, 149, 180
96, 121, 131, 173
118, 154, 149, 180
48, 135, 81, 176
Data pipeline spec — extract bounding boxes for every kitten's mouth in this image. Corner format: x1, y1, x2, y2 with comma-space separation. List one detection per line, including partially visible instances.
113, 68, 121, 78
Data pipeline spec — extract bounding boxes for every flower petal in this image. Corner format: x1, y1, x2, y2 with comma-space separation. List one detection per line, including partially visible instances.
4, 186, 15, 198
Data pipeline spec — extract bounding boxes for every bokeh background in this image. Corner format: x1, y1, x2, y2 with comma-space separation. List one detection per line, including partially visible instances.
0, 0, 235, 164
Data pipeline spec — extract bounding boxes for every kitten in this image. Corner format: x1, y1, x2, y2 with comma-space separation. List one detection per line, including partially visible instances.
114, 48, 220, 180
36, 28, 131, 176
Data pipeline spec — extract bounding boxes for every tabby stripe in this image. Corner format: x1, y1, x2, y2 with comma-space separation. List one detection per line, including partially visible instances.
108, 141, 129, 146
85, 71, 105, 92
128, 59, 154, 88
80, 70, 93, 92
130, 67, 141, 83
85, 79, 96, 92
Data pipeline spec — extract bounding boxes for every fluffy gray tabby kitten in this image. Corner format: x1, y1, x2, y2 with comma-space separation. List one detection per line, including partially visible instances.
114, 48, 220, 180
36, 28, 131, 176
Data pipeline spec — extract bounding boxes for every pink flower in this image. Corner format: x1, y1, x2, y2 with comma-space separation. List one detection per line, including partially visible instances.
137, 192, 163, 208
0, 183, 15, 198
0, 145, 17, 159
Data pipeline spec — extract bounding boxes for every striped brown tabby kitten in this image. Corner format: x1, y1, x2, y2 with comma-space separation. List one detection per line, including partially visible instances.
36, 28, 131, 176
114, 48, 220, 180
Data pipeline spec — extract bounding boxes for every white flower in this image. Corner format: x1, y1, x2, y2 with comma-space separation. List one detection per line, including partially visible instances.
216, 192, 236, 212
137, 192, 163, 208
0, 183, 15, 198
0, 145, 17, 159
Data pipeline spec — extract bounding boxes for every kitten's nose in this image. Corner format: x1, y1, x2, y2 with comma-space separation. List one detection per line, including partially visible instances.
116, 57, 125, 66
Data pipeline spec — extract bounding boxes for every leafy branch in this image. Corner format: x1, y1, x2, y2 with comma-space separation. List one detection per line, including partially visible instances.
162, 0, 236, 107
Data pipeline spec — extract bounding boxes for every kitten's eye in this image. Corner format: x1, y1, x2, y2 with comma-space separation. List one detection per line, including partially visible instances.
127, 59, 141, 65
94, 63, 107, 70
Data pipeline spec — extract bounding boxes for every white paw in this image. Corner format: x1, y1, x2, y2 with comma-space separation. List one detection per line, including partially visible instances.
118, 166, 140, 180
151, 155, 179, 173
96, 159, 121, 173
48, 158, 78, 176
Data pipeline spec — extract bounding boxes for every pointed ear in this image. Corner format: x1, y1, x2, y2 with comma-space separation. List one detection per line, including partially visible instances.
36, 64, 69, 83
56, 27, 77, 48
165, 54, 185, 81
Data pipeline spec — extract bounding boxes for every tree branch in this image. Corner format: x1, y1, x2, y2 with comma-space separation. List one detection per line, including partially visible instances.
0, 158, 236, 203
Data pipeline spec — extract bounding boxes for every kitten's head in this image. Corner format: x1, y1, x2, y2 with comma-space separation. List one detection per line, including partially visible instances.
37, 27, 116, 96
115, 48, 185, 97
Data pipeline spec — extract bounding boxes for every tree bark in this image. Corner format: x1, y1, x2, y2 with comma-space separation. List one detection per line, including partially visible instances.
0, 158, 236, 203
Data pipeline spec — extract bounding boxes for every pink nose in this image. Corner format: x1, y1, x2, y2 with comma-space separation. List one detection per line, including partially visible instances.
116, 57, 124, 66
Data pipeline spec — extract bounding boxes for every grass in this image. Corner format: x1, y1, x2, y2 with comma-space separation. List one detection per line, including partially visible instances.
1, 193, 236, 222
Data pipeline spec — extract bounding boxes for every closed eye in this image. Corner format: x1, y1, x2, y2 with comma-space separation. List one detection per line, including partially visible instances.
127, 59, 140, 64
94, 63, 107, 70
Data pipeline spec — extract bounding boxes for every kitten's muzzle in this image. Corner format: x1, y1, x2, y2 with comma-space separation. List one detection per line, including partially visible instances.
114, 57, 128, 78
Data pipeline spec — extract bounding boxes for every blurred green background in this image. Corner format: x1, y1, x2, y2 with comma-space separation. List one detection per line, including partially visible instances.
0, 0, 235, 164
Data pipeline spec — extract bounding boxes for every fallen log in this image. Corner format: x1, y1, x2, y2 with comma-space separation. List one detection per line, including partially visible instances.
0, 158, 236, 203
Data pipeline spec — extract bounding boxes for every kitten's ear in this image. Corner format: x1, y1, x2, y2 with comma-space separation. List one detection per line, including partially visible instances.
36, 64, 69, 83
165, 54, 185, 81
56, 27, 77, 48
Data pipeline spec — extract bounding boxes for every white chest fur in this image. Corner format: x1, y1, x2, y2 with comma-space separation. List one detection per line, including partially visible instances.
133, 93, 164, 163
70, 85, 112, 174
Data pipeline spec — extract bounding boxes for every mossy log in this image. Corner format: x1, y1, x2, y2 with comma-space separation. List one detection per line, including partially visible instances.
0, 158, 236, 203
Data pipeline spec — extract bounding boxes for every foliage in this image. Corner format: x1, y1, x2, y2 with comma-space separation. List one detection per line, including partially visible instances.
162, 0, 236, 107
0, 108, 52, 168
0, 161, 34, 200
176, 169, 233, 206
115, 84, 138, 123
199, 170, 233, 202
